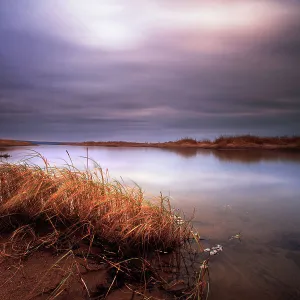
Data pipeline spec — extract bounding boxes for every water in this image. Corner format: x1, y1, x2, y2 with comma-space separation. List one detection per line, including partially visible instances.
2, 145, 300, 300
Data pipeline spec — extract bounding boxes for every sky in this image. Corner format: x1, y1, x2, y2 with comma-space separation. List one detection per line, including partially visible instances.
0, 0, 300, 142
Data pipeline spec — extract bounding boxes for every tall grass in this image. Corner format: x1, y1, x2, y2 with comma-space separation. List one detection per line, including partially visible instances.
0, 156, 209, 299
0, 160, 190, 251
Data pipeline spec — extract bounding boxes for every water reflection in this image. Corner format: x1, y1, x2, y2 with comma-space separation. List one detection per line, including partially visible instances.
2, 145, 300, 300
160, 147, 200, 158
211, 149, 300, 163
161, 147, 300, 163
4, 145, 300, 163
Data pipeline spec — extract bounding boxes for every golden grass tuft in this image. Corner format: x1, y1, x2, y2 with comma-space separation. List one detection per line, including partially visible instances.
0, 159, 190, 251
0, 156, 210, 299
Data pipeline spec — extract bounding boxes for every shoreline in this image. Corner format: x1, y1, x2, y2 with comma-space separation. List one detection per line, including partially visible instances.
0, 139, 34, 147
1, 135, 300, 150
62, 141, 300, 150
63, 135, 300, 150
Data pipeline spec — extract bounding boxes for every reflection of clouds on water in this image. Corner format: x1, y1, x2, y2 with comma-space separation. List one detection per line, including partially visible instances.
5, 146, 300, 205
6, 146, 300, 191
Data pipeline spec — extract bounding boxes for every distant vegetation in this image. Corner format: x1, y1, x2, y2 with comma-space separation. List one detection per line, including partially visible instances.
1, 135, 300, 149
213, 135, 300, 146
0, 139, 33, 147
173, 137, 199, 144
65, 135, 300, 150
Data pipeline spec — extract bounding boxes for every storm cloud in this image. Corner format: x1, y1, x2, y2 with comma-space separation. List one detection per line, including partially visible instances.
1, 0, 300, 141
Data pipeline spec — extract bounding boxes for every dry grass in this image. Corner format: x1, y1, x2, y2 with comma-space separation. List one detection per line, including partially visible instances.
0, 159, 190, 251
63, 135, 300, 150
213, 135, 300, 146
173, 137, 199, 145
0, 155, 210, 299
0, 139, 33, 147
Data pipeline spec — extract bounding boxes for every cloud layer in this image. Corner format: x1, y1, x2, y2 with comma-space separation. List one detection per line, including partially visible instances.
1, 0, 300, 141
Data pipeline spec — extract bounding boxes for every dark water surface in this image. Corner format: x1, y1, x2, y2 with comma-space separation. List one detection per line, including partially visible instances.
3, 146, 300, 300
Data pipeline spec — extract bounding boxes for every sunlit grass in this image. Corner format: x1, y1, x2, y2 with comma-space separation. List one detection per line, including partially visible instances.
0, 157, 190, 251
0, 154, 211, 299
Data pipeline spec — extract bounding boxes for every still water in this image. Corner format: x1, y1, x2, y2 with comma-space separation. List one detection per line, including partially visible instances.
3, 145, 300, 300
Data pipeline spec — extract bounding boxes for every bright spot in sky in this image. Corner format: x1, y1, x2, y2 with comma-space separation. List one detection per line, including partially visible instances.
63, 1, 145, 49
59, 1, 292, 51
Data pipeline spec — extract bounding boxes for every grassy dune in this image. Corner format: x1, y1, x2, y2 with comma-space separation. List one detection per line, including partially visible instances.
0, 158, 207, 299
65, 135, 300, 150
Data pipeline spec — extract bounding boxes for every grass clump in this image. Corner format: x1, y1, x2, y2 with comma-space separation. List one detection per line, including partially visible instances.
0, 160, 189, 251
0, 156, 209, 299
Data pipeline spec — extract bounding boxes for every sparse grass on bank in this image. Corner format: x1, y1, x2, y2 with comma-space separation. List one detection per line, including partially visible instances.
213, 135, 300, 147
0, 157, 208, 299
2, 135, 300, 149
0, 139, 34, 147
173, 137, 199, 144
64, 135, 300, 150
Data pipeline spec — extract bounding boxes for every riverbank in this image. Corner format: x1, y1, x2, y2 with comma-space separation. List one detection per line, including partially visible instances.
2, 136, 300, 150
0, 159, 207, 299
0, 139, 34, 147
64, 135, 300, 150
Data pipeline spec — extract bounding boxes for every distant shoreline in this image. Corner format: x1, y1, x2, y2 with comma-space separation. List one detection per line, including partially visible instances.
63, 135, 300, 150
0, 139, 34, 147
63, 142, 300, 150
1, 135, 300, 150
